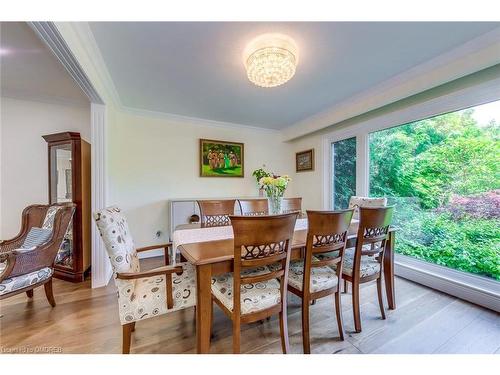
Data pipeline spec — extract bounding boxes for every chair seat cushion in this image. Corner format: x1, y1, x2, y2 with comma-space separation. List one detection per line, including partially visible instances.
0, 267, 53, 296
340, 249, 381, 278
211, 266, 281, 315
288, 260, 339, 293
117, 262, 196, 325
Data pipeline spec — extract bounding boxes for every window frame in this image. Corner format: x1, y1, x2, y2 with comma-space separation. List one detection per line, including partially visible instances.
321, 75, 500, 311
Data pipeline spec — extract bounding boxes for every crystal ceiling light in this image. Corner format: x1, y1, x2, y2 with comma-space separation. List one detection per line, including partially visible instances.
243, 33, 299, 88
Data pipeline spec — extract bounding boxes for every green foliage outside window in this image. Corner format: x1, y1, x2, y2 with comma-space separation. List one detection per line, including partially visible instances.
370, 107, 500, 280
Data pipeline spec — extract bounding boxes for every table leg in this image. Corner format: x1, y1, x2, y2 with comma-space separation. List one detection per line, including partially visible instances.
196, 263, 212, 353
383, 231, 396, 310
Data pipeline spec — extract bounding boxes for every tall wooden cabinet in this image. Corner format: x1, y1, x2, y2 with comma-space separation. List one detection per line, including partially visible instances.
43, 132, 91, 282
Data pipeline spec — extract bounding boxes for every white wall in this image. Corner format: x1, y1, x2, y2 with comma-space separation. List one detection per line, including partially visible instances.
107, 110, 294, 247
0, 96, 90, 238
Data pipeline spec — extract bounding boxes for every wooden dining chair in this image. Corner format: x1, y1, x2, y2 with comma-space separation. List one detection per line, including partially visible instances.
210, 213, 298, 354
197, 199, 236, 227
237, 198, 269, 216
286, 210, 353, 353
282, 197, 302, 213
342, 206, 394, 333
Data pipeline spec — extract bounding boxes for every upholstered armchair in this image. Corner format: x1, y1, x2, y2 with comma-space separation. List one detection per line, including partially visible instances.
0, 203, 75, 306
93, 206, 196, 354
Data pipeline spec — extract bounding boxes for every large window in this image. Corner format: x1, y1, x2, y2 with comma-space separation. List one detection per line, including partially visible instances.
332, 137, 356, 209
369, 101, 500, 280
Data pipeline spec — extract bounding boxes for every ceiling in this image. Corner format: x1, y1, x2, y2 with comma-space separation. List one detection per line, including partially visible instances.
0, 22, 89, 105
88, 23, 497, 129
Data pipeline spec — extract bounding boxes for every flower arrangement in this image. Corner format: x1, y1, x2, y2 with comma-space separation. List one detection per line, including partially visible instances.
258, 174, 292, 214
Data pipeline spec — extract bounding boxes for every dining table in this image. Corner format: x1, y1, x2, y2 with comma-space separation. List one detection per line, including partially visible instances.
173, 215, 396, 353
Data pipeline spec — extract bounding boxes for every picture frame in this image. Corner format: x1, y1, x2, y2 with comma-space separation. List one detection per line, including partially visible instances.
200, 139, 244, 177
296, 148, 314, 172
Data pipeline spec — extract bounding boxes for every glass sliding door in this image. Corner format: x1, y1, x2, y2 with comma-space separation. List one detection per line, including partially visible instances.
332, 137, 356, 209
369, 100, 500, 280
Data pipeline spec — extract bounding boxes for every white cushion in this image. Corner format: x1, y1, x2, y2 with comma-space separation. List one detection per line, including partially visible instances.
0, 267, 53, 296
288, 259, 339, 293
348, 196, 387, 220
340, 248, 381, 278
211, 266, 281, 315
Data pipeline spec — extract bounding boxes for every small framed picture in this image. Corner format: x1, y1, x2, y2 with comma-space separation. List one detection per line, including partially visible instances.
200, 139, 244, 177
296, 149, 314, 172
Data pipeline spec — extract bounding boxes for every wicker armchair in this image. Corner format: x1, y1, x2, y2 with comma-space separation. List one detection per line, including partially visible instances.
0, 203, 75, 306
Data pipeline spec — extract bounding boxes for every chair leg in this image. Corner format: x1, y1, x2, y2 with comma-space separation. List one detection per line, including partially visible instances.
343, 279, 348, 293
377, 277, 386, 320
279, 309, 290, 354
352, 281, 362, 333
334, 291, 345, 341
232, 317, 241, 354
209, 300, 213, 341
26, 289, 34, 298
302, 299, 311, 354
44, 278, 56, 307
122, 323, 133, 354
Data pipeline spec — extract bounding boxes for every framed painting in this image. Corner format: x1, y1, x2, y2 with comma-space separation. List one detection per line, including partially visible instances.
200, 139, 244, 177
296, 149, 314, 172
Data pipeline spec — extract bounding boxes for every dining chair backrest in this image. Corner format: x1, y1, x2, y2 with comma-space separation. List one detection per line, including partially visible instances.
197, 199, 236, 227
352, 206, 394, 277
93, 206, 140, 276
237, 198, 269, 216
348, 196, 387, 220
282, 197, 302, 213
302, 210, 354, 293
230, 213, 298, 314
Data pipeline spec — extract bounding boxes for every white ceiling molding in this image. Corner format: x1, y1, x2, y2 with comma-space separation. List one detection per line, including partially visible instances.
1, 87, 90, 108
28, 22, 104, 105
121, 106, 280, 133
54, 22, 277, 133
282, 26, 500, 141
53, 22, 121, 108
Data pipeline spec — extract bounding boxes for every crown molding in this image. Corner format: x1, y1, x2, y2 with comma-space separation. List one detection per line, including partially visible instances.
282, 26, 500, 141
28, 22, 104, 105
53, 22, 121, 108
1, 88, 90, 109
119, 105, 281, 133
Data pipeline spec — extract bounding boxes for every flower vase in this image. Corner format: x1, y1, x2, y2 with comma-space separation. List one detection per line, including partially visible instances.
268, 195, 283, 215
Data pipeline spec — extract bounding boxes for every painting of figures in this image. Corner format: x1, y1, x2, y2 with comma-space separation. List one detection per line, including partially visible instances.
200, 139, 244, 177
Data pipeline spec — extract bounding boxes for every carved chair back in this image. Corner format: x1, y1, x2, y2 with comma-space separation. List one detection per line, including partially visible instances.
352, 206, 394, 278
230, 213, 298, 316
302, 210, 354, 293
237, 199, 269, 216
282, 197, 302, 213
197, 200, 236, 227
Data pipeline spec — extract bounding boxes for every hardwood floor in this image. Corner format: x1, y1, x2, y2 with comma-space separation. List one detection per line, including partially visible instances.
1, 257, 498, 354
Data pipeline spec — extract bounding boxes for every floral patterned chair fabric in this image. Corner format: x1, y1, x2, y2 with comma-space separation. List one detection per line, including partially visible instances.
211, 266, 281, 315
93, 206, 196, 326
287, 259, 339, 293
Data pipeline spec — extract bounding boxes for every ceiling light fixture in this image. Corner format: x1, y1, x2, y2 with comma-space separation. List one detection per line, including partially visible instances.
243, 33, 298, 88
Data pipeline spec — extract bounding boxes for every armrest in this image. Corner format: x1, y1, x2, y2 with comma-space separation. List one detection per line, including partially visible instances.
136, 242, 172, 253
116, 264, 183, 280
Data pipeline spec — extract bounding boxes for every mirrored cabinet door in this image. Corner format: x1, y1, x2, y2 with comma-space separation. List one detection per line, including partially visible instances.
43, 132, 91, 282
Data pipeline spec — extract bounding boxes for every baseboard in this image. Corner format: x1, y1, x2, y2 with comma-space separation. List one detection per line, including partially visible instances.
395, 254, 500, 312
